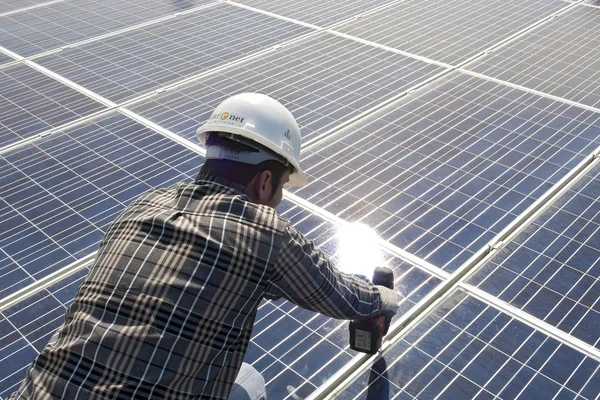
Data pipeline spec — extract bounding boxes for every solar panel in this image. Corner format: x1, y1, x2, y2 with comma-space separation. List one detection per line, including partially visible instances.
0, 112, 201, 300
469, 5, 600, 108
2, 0, 600, 397
34, 3, 314, 103
0, 0, 216, 57
129, 32, 445, 143
0, 199, 441, 400
0, 64, 106, 146
339, 289, 600, 398
231, 0, 392, 26
333, 0, 567, 65
0, 53, 14, 66
0, 268, 89, 398
469, 161, 600, 349
293, 72, 600, 272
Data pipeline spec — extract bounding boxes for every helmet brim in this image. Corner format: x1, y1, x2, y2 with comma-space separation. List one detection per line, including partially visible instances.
287, 163, 309, 187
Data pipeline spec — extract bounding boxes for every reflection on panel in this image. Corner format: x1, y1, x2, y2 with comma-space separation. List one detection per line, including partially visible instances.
294, 72, 600, 272
248, 200, 442, 398
0, 199, 441, 400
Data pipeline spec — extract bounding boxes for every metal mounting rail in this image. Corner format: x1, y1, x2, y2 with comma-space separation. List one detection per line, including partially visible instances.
0, 253, 95, 312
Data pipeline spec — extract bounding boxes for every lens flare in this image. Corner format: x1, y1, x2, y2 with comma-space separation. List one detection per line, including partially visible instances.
337, 223, 383, 278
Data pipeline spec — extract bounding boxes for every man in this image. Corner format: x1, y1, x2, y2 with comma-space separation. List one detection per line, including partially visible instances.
11, 93, 400, 399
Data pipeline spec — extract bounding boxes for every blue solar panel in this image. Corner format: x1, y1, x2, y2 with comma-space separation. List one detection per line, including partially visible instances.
0, 64, 106, 146
34, 4, 313, 102
334, 0, 566, 65
0, 112, 201, 300
339, 290, 600, 399
292, 72, 600, 272
129, 31, 445, 143
246, 200, 442, 398
0, 268, 88, 398
470, 161, 600, 349
0, 0, 215, 57
469, 5, 600, 108
2, 0, 600, 397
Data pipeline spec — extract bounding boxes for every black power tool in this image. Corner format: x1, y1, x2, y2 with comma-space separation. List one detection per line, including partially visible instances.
349, 267, 394, 355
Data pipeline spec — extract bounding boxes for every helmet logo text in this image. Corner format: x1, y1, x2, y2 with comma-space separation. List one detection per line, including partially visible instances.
209, 111, 245, 124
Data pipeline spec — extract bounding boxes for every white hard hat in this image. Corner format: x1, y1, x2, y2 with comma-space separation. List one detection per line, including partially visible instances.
196, 93, 308, 187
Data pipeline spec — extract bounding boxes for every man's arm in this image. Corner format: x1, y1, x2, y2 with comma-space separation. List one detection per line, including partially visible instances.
265, 225, 383, 320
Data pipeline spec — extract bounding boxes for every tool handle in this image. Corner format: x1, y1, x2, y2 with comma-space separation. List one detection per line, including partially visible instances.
373, 267, 394, 336
372, 267, 394, 289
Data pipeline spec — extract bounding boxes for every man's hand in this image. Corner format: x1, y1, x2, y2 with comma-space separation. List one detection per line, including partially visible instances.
376, 286, 400, 317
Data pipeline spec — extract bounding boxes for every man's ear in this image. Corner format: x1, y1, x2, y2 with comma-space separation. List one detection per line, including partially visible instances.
247, 169, 272, 205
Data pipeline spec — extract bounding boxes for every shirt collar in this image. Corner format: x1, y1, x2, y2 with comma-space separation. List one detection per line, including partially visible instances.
194, 173, 252, 198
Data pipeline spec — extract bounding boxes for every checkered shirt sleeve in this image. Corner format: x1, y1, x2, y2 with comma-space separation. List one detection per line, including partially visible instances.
267, 225, 382, 320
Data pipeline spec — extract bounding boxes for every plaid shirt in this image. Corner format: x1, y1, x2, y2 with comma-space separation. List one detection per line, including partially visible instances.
11, 176, 381, 400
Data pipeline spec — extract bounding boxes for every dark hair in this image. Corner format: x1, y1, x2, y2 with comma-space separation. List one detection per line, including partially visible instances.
198, 133, 293, 192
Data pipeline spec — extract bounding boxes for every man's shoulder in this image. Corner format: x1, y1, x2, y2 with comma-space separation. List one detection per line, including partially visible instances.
126, 181, 291, 235
182, 180, 291, 235
234, 197, 290, 236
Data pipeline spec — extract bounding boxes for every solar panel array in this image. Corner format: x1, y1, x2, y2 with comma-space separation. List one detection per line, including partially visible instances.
1, 0, 600, 399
